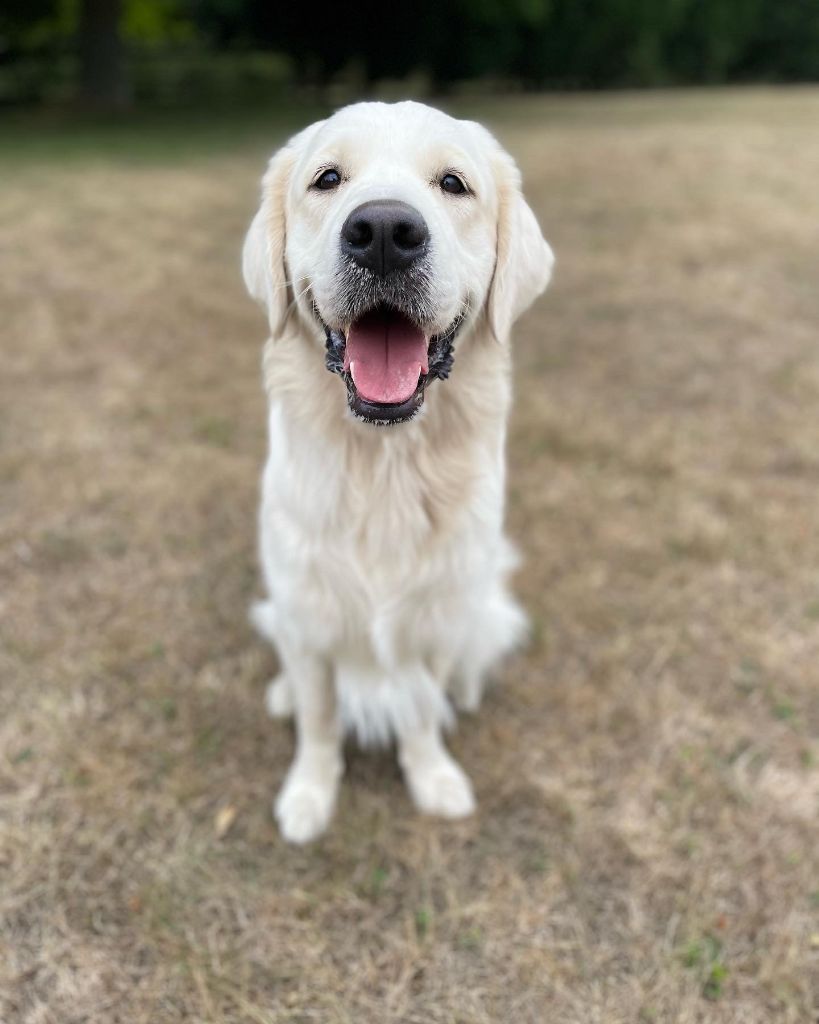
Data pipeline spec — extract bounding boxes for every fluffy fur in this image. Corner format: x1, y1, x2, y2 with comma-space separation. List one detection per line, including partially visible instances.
243, 101, 553, 843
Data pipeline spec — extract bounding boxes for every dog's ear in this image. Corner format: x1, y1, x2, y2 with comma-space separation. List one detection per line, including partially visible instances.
488, 149, 554, 342
243, 146, 294, 338
243, 125, 321, 338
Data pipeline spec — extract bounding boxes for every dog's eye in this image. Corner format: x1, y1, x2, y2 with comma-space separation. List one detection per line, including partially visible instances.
440, 173, 467, 196
313, 168, 342, 191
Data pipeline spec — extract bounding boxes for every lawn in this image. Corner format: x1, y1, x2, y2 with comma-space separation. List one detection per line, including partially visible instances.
1, 88, 817, 1023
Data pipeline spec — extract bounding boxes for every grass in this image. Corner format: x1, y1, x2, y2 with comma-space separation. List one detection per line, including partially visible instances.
1, 87, 818, 1023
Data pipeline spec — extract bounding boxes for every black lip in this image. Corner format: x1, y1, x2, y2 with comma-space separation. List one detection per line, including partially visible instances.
323, 308, 461, 426
349, 385, 426, 425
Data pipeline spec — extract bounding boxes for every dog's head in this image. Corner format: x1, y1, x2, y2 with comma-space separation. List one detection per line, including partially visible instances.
244, 101, 554, 425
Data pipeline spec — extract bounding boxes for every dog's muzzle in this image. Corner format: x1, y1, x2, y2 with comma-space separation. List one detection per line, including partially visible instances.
319, 202, 460, 425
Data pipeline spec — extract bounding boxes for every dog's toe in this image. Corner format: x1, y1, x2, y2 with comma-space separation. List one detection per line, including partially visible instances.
275, 776, 336, 844
406, 759, 476, 819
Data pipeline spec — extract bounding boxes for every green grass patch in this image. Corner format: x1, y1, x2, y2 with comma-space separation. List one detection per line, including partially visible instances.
771, 698, 796, 721
703, 962, 729, 1001
195, 416, 236, 449
681, 934, 729, 1001
415, 906, 432, 939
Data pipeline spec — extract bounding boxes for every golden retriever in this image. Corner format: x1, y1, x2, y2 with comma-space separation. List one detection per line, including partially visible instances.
243, 101, 553, 843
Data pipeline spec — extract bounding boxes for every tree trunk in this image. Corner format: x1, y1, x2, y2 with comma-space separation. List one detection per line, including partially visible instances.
78, 0, 130, 109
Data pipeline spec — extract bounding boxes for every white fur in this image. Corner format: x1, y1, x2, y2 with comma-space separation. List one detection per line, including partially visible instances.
243, 101, 553, 843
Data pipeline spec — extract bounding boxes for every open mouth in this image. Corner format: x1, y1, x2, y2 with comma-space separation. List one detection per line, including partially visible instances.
324, 306, 458, 425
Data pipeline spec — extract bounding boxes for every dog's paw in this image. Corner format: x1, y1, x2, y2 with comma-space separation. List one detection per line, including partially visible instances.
275, 772, 337, 844
265, 674, 294, 719
405, 757, 476, 819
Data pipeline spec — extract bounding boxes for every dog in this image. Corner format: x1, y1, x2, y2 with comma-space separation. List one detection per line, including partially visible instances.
243, 100, 553, 843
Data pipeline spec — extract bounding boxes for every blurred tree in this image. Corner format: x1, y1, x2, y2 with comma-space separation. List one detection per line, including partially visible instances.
78, 0, 129, 106
2, 0, 819, 106
668, 0, 765, 82
739, 0, 819, 79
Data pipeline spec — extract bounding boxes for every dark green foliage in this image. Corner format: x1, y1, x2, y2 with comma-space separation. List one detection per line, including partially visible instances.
2, 0, 818, 106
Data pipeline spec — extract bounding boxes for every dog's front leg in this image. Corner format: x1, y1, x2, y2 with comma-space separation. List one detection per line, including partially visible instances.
274, 651, 342, 844
397, 717, 476, 821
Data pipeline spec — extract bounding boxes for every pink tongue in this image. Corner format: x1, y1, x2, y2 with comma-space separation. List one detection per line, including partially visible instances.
344, 311, 428, 405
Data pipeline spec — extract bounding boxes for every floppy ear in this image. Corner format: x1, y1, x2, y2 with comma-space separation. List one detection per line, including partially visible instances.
488, 151, 554, 341
242, 138, 302, 339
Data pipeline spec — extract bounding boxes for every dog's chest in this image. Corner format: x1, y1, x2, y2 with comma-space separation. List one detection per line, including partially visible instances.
261, 402, 500, 640
269, 418, 470, 560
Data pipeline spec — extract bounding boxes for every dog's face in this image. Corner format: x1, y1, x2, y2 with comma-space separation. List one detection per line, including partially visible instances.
244, 102, 553, 424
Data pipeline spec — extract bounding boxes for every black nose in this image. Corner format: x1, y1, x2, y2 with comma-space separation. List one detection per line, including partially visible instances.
340, 200, 429, 276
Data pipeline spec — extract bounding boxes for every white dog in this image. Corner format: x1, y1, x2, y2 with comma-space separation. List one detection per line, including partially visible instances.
243, 101, 553, 843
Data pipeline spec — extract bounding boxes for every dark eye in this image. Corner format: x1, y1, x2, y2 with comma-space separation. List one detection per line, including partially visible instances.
440, 173, 467, 195
313, 168, 342, 191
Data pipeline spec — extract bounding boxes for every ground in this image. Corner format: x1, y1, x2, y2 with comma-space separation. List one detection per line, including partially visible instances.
1, 88, 817, 1024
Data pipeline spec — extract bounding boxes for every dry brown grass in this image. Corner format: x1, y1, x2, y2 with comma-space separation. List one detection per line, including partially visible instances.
1, 88, 818, 1023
